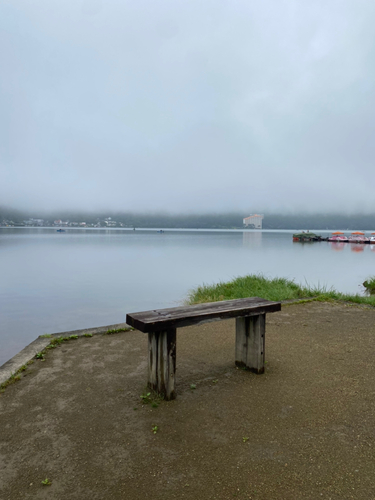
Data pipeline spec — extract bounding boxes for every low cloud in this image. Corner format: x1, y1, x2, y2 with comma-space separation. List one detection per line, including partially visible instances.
1, 0, 375, 214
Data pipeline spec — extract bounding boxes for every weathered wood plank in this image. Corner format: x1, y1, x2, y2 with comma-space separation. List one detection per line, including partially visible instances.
235, 316, 248, 368
247, 314, 265, 374
160, 329, 176, 400
147, 329, 176, 400
127, 297, 280, 333
148, 332, 158, 388
235, 314, 265, 374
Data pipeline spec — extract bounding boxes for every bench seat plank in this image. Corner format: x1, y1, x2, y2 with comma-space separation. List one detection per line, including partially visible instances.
126, 297, 281, 333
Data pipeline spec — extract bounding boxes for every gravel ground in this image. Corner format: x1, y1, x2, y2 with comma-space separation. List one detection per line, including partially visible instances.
1, 301, 375, 500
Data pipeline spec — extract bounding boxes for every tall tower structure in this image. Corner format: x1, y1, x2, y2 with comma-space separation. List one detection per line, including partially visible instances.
243, 214, 264, 229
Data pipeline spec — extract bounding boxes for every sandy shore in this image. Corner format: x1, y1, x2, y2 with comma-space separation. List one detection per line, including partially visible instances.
1, 301, 375, 499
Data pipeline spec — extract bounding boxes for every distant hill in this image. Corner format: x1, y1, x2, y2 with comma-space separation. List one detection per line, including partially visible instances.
1, 206, 374, 230
263, 214, 375, 230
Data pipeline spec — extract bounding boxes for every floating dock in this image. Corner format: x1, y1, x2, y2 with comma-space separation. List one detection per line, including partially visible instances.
293, 232, 375, 244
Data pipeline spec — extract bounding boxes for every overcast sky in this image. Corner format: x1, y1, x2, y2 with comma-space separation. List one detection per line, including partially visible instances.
1, 0, 375, 214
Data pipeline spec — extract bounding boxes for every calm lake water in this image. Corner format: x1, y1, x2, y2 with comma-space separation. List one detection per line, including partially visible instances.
1, 227, 374, 366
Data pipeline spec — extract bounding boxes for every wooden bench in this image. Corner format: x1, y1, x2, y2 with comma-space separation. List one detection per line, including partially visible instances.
126, 297, 281, 400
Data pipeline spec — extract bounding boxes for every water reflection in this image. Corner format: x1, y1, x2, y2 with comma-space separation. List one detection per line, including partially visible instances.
330, 242, 345, 252
328, 241, 375, 253
351, 244, 365, 253
242, 231, 262, 247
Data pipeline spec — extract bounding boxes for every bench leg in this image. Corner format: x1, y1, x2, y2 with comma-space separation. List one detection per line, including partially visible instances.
148, 329, 177, 400
235, 314, 265, 374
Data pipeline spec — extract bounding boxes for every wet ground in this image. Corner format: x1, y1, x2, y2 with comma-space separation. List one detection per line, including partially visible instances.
1, 301, 375, 499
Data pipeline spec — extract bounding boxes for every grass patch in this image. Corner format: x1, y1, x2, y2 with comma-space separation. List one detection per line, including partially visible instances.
1, 331, 95, 394
35, 333, 94, 362
187, 273, 375, 308
0, 373, 21, 392
105, 327, 133, 335
140, 389, 164, 407
0, 360, 34, 393
363, 276, 375, 294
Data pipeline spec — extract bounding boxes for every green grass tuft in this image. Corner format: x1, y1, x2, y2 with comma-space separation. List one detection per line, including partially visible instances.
105, 327, 133, 335
363, 276, 375, 294
187, 273, 375, 308
140, 389, 164, 407
0, 362, 33, 393
187, 274, 306, 303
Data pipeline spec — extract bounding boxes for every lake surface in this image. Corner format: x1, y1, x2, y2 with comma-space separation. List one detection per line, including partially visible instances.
1, 227, 374, 366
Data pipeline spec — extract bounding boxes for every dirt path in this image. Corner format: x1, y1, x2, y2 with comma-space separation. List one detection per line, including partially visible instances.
1, 301, 375, 499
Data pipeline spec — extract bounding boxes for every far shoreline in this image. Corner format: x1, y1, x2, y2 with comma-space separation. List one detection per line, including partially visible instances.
2, 226, 374, 233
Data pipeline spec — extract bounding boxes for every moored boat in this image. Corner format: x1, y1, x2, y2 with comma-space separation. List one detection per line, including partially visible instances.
348, 231, 368, 243
292, 232, 323, 242
328, 231, 348, 242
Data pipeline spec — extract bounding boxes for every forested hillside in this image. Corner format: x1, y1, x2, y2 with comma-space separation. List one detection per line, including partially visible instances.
1, 206, 374, 230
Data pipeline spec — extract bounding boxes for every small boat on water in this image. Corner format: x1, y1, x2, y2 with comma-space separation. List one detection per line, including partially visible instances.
56, 229, 65, 232
328, 231, 348, 242
292, 232, 323, 242
348, 231, 368, 243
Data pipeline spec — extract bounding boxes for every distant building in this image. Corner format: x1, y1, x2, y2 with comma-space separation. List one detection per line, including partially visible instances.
24, 218, 44, 226
53, 220, 69, 226
243, 214, 264, 229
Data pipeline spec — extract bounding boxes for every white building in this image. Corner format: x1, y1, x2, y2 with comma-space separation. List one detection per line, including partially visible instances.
243, 214, 264, 229
24, 218, 44, 226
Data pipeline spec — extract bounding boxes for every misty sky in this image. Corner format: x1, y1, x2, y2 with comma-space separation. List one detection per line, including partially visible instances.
1, 0, 375, 214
